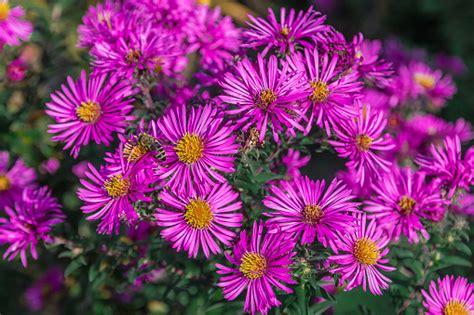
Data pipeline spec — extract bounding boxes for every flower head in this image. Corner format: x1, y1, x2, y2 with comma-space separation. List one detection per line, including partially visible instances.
156, 182, 242, 258
220, 54, 309, 142
6, 58, 28, 81
45, 70, 135, 158
263, 176, 359, 250
244, 6, 326, 55
329, 214, 395, 295
0, 0, 33, 46
422, 275, 473, 315
156, 104, 239, 191
365, 167, 447, 243
0, 186, 64, 267
281, 149, 310, 179
24, 266, 65, 311
0, 151, 36, 210
216, 221, 296, 314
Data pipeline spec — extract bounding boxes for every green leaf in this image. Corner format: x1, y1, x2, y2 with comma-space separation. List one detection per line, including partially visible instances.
65, 260, 82, 277
453, 241, 472, 256
310, 301, 334, 314
295, 284, 308, 315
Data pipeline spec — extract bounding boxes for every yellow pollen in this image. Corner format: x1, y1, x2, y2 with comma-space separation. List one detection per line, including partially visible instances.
399, 196, 416, 215
184, 198, 213, 229
353, 238, 380, 266
153, 57, 163, 74
356, 134, 373, 151
239, 252, 267, 279
175, 132, 204, 164
280, 26, 290, 38
126, 49, 142, 64
414, 72, 436, 90
309, 80, 329, 102
0, 175, 11, 191
0, 2, 10, 21
256, 89, 277, 110
123, 141, 149, 162
76, 100, 101, 123
443, 300, 469, 315
302, 204, 324, 225
104, 175, 130, 198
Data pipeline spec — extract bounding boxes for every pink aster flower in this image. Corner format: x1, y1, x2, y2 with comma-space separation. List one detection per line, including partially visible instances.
6, 57, 28, 81
450, 193, 474, 216
287, 48, 362, 135
263, 176, 359, 250
0, 151, 36, 210
365, 167, 447, 243
329, 105, 395, 185
24, 266, 65, 312
77, 159, 152, 235
216, 221, 296, 315
45, 70, 135, 158
244, 6, 326, 55
220, 54, 309, 142
156, 104, 239, 192
281, 149, 310, 179
422, 275, 473, 315
0, 186, 64, 267
329, 214, 395, 295
156, 182, 242, 258
0, 0, 33, 46
416, 136, 471, 198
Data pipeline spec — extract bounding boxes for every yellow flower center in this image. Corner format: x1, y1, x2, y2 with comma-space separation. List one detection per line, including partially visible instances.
123, 141, 148, 162
302, 204, 324, 225
309, 80, 330, 102
126, 49, 142, 64
104, 174, 130, 198
184, 198, 213, 229
280, 26, 290, 38
76, 100, 101, 123
414, 73, 436, 90
356, 134, 373, 151
444, 300, 469, 315
256, 89, 277, 110
239, 252, 267, 279
153, 57, 163, 74
353, 238, 380, 266
0, 2, 10, 21
0, 175, 11, 191
175, 132, 204, 165
399, 196, 416, 215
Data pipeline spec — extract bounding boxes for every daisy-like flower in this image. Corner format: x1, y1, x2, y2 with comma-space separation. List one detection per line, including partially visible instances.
77, 158, 152, 235
287, 48, 362, 135
281, 149, 310, 179
329, 104, 395, 186
328, 214, 395, 295
422, 275, 473, 315
0, 151, 36, 210
263, 176, 359, 250
156, 104, 239, 191
416, 136, 471, 198
156, 182, 242, 258
0, 0, 33, 46
365, 167, 446, 243
45, 70, 135, 158
216, 221, 296, 315
244, 6, 326, 55
0, 186, 64, 267
220, 54, 309, 142
186, 5, 241, 71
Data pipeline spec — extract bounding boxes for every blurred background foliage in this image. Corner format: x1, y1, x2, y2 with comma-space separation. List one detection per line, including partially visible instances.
0, 0, 473, 314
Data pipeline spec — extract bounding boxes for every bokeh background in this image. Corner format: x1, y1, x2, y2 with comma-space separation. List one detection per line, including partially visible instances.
0, 0, 473, 314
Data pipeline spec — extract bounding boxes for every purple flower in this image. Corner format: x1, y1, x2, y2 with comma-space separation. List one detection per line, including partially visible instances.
263, 176, 359, 250
365, 167, 447, 243
450, 193, 474, 216
329, 105, 395, 185
45, 70, 135, 158
0, 0, 33, 46
156, 104, 239, 192
77, 159, 152, 235
435, 53, 467, 77
244, 6, 326, 55
24, 266, 65, 311
416, 136, 471, 198
329, 214, 395, 295
281, 149, 310, 179
0, 186, 64, 267
6, 57, 27, 81
220, 54, 309, 142
287, 48, 362, 135
422, 275, 473, 315
0, 151, 36, 210
216, 221, 296, 315
39, 158, 60, 175
156, 182, 242, 258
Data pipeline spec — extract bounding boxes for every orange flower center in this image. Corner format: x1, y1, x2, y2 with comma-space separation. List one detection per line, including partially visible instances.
443, 300, 469, 315
356, 134, 373, 151
175, 132, 204, 165
76, 100, 101, 123
126, 49, 142, 64
353, 238, 380, 266
309, 80, 329, 102
184, 198, 213, 229
302, 204, 324, 225
0, 2, 10, 21
399, 196, 416, 215
0, 174, 11, 191
256, 89, 277, 110
414, 73, 436, 90
104, 175, 130, 198
239, 252, 267, 279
